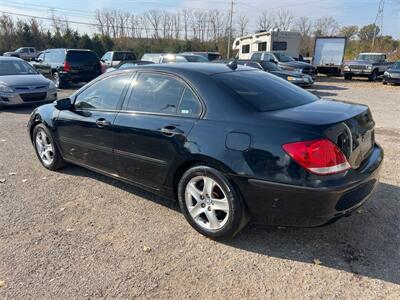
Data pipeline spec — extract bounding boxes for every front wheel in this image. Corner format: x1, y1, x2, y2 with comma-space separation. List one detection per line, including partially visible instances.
368, 70, 378, 81
33, 124, 65, 170
344, 73, 353, 80
178, 166, 248, 239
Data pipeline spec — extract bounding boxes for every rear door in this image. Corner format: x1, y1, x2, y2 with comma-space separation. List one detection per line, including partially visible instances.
56, 72, 132, 173
66, 50, 101, 77
113, 72, 202, 189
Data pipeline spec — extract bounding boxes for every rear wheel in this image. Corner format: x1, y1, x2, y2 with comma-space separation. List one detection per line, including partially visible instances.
178, 166, 248, 239
33, 124, 65, 170
344, 73, 353, 80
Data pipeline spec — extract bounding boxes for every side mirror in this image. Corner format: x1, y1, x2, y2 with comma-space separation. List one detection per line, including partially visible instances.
54, 98, 73, 110
269, 59, 277, 64
35, 58, 43, 62
100, 59, 105, 62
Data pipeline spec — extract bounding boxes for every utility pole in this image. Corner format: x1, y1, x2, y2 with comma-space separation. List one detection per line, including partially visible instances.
372, 0, 385, 49
227, 0, 235, 58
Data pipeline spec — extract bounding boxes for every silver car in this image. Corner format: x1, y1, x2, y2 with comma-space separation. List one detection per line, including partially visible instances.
0, 56, 57, 109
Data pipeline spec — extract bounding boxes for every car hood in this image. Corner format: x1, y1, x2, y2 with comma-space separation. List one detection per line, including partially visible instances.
279, 61, 314, 69
344, 60, 374, 65
264, 99, 368, 126
387, 68, 400, 73
0, 74, 50, 87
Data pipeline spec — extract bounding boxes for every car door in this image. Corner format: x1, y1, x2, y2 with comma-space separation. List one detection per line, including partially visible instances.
113, 72, 203, 189
55, 73, 132, 173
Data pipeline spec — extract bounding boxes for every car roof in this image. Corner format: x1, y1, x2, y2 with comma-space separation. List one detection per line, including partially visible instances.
0, 56, 23, 61
111, 62, 253, 76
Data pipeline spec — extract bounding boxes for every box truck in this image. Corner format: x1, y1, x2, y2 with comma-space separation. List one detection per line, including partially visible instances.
313, 37, 347, 76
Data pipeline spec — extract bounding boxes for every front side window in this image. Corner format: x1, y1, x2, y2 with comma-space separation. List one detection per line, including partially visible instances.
242, 44, 250, 54
126, 73, 200, 117
75, 74, 131, 110
102, 52, 112, 62
273, 52, 294, 62
37, 52, 45, 61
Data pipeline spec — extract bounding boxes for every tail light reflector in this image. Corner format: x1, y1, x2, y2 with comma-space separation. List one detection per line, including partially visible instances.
64, 61, 71, 72
282, 139, 351, 175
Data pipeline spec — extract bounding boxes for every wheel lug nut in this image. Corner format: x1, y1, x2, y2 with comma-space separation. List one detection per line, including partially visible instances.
201, 203, 206, 208
207, 206, 212, 211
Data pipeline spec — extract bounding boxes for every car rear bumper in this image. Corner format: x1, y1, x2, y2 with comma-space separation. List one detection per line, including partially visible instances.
59, 72, 101, 83
232, 143, 383, 227
0, 88, 57, 107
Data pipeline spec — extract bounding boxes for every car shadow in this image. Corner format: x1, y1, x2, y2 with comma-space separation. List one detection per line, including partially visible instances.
0, 103, 42, 115
59, 164, 400, 284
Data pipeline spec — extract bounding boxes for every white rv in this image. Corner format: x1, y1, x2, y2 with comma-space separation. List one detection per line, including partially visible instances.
232, 30, 301, 60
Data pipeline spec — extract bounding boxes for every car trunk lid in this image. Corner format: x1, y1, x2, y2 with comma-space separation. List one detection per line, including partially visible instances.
266, 99, 375, 169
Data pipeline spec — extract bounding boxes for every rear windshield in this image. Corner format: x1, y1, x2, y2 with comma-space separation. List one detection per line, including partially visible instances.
66, 51, 99, 63
213, 70, 317, 111
114, 52, 136, 61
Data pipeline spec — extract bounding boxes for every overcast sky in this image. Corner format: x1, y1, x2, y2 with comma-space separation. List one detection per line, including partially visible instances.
0, 0, 399, 38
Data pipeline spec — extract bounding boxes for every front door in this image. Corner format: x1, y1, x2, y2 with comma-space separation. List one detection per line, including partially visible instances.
113, 72, 203, 189
55, 73, 132, 173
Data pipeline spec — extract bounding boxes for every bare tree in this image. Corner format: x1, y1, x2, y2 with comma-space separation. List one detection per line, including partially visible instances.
257, 11, 275, 31
182, 9, 192, 40
275, 9, 294, 30
209, 10, 226, 41
237, 13, 249, 36
339, 25, 359, 40
313, 16, 340, 36
146, 10, 162, 39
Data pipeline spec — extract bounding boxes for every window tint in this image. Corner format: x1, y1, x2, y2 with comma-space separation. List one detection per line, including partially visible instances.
258, 42, 267, 51
272, 42, 287, 51
67, 51, 98, 63
213, 71, 317, 112
75, 74, 130, 110
242, 44, 250, 54
126, 73, 187, 115
178, 88, 201, 117
251, 52, 262, 60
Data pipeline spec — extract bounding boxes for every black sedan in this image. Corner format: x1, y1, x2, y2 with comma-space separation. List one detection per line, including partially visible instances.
28, 63, 383, 239
383, 61, 400, 85
237, 60, 314, 87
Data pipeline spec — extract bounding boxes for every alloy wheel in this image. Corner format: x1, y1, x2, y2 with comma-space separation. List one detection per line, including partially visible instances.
35, 129, 55, 166
52, 72, 60, 88
184, 176, 230, 230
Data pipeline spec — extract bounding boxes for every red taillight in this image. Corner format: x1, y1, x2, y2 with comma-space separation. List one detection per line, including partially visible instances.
282, 139, 351, 175
64, 61, 71, 72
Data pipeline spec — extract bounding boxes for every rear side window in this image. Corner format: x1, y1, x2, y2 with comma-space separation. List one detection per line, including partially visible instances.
67, 51, 99, 63
75, 74, 130, 110
213, 71, 317, 112
126, 73, 200, 117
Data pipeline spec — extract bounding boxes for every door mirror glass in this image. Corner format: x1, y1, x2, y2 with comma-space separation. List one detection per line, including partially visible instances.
55, 98, 73, 110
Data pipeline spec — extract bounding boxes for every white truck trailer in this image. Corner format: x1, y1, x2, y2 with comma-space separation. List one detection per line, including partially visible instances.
232, 30, 301, 60
312, 37, 347, 76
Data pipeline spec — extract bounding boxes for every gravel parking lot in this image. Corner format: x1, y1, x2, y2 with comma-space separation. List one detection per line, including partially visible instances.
0, 77, 399, 299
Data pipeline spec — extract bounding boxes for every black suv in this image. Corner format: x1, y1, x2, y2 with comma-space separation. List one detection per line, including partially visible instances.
32, 49, 102, 88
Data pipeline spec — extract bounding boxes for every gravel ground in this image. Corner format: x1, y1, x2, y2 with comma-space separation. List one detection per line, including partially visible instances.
0, 77, 399, 299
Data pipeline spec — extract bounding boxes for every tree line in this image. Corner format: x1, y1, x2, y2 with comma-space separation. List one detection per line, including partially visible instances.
0, 8, 398, 60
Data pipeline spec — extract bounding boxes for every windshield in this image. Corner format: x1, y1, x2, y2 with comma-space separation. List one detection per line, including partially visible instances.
357, 54, 385, 62
391, 61, 400, 69
0, 60, 38, 76
213, 70, 317, 112
261, 62, 281, 71
273, 53, 295, 62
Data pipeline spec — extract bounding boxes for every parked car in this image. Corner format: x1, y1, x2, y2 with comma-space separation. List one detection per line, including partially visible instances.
105, 60, 154, 73
3, 47, 38, 60
237, 60, 314, 87
141, 53, 208, 64
250, 51, 316, 79
180, 52, 221, 61
0, 56, 57, 109
342, 53, 392, 81
100, 51, 137, 71
31, 49, 102, 88
28, 63, 383, 239
383, 60, 400, 85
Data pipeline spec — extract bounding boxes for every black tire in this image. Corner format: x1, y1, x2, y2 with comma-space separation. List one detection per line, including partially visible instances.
52, 71, 67, 89
368, 70, 378, 81
344, 73, 353, 80
177, 165, 248, 239
32, 123, 65, 171
382, 81, 387, 85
